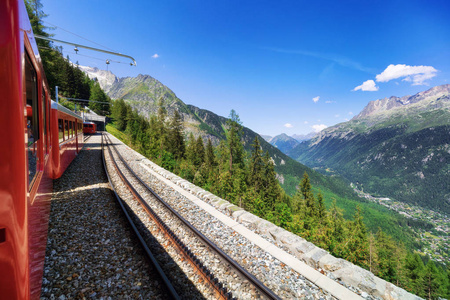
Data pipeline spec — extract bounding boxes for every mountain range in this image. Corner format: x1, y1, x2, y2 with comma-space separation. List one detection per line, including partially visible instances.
80, 66, 355, 199
288, 84, 450, 213
262, 132, 317, 153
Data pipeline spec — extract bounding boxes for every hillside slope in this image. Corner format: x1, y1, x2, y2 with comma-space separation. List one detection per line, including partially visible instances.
187, 105, 356, 198
289, 85, 450, 213
80, 66, 358, 199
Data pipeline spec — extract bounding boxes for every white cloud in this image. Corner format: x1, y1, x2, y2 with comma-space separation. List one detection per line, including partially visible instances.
304, 121, 308, 124
375, 64, 437, 85
284, 123, 293, 128
313, 96, 320, 103
348, 111, 353, 115
335, 114, 340, 118
312, 124, 328, 132
152, 53, 159, 58
325, 100, 336, 104
353, 79, 379, 91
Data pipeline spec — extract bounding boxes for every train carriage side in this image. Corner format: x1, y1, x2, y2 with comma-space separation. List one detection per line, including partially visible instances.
83, 122, 97, 134
0, 0, 54, 298
51, 102, 84, 179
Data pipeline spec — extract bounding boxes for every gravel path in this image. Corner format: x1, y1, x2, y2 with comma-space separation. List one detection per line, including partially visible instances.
40, 134, 169, 299
105, 133, 337, 300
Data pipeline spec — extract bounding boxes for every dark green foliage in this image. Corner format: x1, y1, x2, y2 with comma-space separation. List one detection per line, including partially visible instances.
204, 138, 217, 170
25, 1, 110, 114
89, 82, 111, 115
405, 253, 425, 296
249, 137, 265, 191
226, 110, 245, 174
290, 121, 450, 214
109, 100, 450, 299
423, 260, 446, 299
111, 99, 128, 131
167, 111, 185, 160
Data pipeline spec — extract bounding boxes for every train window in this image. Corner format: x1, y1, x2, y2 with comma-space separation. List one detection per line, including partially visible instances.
69, 121, 72, 138
64, 120, 69, 139
43, 89, 48, 154
25, 53, 39, 187
58, 119, 64, 142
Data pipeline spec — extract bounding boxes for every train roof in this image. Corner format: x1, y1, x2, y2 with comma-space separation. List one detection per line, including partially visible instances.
51, 100, 83, 121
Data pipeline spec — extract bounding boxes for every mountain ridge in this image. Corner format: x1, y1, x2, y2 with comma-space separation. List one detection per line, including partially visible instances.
289, 84, 450, 213
268, 133, 300, 154
80, 66, 358, 198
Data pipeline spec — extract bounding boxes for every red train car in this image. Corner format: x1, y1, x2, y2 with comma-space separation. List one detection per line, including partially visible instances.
0, 1, 83, 299
83, 122, 97, 134
52, 102, 84, 179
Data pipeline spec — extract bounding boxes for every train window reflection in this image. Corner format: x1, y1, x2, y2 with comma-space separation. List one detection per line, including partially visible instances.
64, 120, 69, 140
25, 52, 39, 188
43, 90, 48, 154
58, 119, 64, 142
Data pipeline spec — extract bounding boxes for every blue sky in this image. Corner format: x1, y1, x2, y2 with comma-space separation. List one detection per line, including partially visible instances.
41, 0, 450, 136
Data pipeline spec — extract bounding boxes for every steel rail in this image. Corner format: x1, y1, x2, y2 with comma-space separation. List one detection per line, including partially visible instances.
104, 133, 281, 300
104, 134, 232, 299
101, 133, 180, 300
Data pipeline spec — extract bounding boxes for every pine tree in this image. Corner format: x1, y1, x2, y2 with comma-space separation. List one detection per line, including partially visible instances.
202, 138, 217, 187
194, 136, 205, 167
329, 199, 345, 249
167, 110, 185, 160
249, 137, 265, 191
156, 99, 168, 160
89, 82, 108, 114
273, 202, 293, 229
346, 206, 369, 267
405, 252, 425, 296
423, 260, 445, 299
204, 138, 217, 170
316, 192, 326, 221
112, 99, 128, 131
186, 133, 197, 165
300, 172, 316, 217
226, 110, 244, 175
375, 229, 398, 283
261, 151, 281, 212
368, 233, 378, 273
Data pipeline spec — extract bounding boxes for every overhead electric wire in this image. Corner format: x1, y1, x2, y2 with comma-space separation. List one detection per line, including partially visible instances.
37, 46, 130, 66
35, 35, 136, 66
42, 20, 116, 52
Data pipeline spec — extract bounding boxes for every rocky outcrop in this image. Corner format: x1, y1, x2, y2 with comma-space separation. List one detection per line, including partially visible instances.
353, 84, 450, 120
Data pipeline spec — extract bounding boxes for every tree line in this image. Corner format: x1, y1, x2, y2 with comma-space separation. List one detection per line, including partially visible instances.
27, 1, 450, 297
26, 0, 111, 115
111, 99, 449, 299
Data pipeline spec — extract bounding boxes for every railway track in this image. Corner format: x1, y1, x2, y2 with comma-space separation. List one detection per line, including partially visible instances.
101, 133, 180, 299
83, 134, 92, 143
102, 132, 281, 300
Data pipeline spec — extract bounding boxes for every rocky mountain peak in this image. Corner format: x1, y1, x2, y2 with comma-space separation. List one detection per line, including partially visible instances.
353, 84, 450, 120
77, 65, 118, 92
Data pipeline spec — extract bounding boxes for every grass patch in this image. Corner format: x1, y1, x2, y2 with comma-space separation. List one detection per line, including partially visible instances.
106, 123, 130, 144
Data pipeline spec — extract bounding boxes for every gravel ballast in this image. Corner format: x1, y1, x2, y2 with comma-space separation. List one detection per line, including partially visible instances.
40, 134, 169, 299
104, 133, 343, 300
